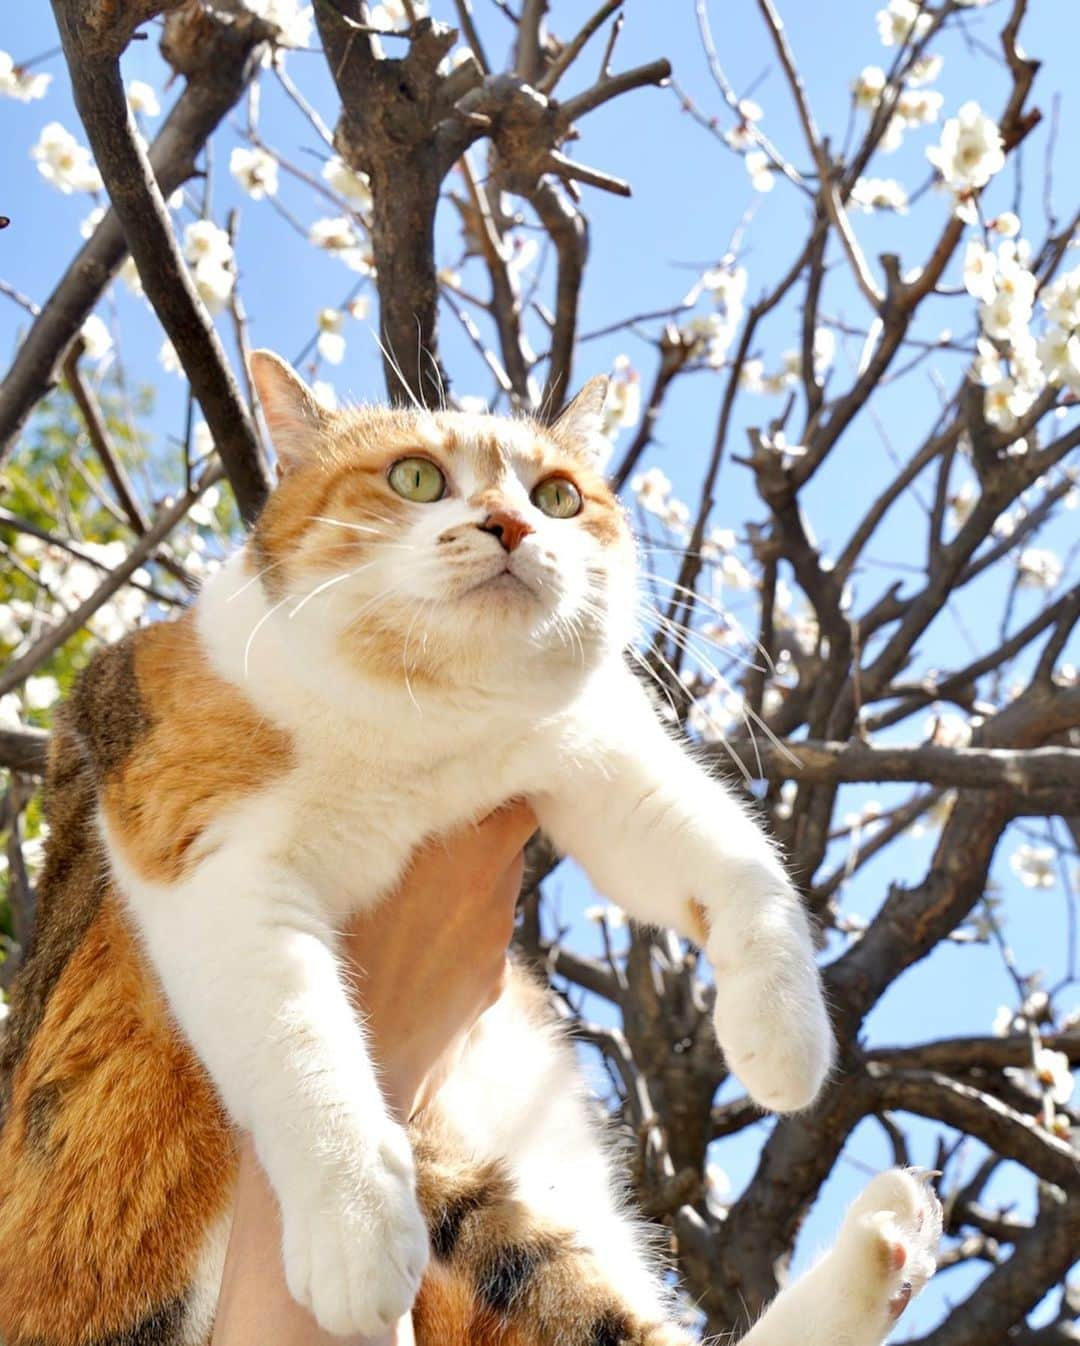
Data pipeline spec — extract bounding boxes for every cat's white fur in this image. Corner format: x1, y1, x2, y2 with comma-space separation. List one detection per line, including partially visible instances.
102, 373, 852, 1336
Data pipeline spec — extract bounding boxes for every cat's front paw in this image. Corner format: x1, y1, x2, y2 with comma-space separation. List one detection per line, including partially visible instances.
708, 909, 834, 1112
279, 1121, 430, 1336
836, 1169, 942, 1324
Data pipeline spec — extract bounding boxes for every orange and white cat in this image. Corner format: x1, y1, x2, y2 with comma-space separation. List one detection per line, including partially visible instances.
0, 353, 937, 1346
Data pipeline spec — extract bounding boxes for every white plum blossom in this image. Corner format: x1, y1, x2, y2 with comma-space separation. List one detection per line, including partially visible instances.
681, 314, 734, 368
850, 176, 909, 213
602, 356, 640, 438
1006, 1047, 1075, 1107
980, 243, 1037, 342
963, 240, 997, 304
689, 685, 746, 742
947, 480, 977, 530
1032, 1048, 1075, 1105
701, 265, 748, 316
80, 314, 113, 363
0, 50, 51, 101
705, 1162, 731, 1217
1037, 327, 1080, 393
31, 122, 103, 194
230, 146, 279, 199
0, 692, 24, 731
744, 150, 775, 193
79, 205, 106, 240
991, 211, 1022, 238
0, 600, 31, 648
983, 377, 1033, 432
584, 903, 626, 929
714, 552, 755, 592
876, 0, 931, 48
183, 219, 232, 267
1016, 547, 1063, 591
894, 88, 943, 129
182, 220, 235, 314
851, 66, 887, 110
1010, 843, 1056, 889
972, 338, 1002, 386
308, 216, 373, 272
246, 0, 314, 48
312, 380, 339, 411
369, 0, 428, 28
24, 675, 60, 711
322, 157, 373, 212
812, 327, 836, 379
1041, 267, 1080, 330
925, 710, 972, 749
927, 102, 1005, 192
317, 308, 346, 364
127, 80, 160, 118
159, 338, 182, 376
908, 53, 944, 86
630, 467, 672, 515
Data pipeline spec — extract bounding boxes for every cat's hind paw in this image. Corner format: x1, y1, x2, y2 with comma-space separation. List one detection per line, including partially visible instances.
836, 1168, 942, 1325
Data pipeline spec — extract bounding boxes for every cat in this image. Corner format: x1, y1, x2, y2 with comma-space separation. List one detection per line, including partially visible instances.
0, 351, 937, 1345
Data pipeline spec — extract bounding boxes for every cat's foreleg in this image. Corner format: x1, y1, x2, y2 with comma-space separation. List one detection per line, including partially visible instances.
107, 835, 428, 1338
534, 671, 833, 1111
738, 1169, 941, 1346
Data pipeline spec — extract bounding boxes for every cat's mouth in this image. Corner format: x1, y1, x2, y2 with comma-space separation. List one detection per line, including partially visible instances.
466, 563, 539, 601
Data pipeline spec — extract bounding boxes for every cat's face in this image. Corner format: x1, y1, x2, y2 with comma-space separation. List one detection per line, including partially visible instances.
247, 352, 635, 686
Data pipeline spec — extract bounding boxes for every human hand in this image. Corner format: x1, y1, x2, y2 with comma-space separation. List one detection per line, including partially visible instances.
342, 799, 537, 1118
211, 801, 536, 1346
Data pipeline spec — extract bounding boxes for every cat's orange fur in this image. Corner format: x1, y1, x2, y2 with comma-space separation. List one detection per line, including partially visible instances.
0, 896, 233, 1342
0, 388, 675, 1346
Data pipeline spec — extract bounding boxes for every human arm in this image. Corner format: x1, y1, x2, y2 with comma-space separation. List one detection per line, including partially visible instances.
210, 802, 536, 1346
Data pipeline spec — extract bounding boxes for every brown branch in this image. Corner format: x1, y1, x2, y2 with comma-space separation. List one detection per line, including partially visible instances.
529, 181, 587, 414
910, 1190, 1079, 1346
50, 1, 271, 525
0, 3, 270, 464
712, 739, 1080, 795
536, 0, 622, 95
868, 1032, 1080, 1074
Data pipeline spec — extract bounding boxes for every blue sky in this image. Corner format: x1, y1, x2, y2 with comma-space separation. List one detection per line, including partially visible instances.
1, 0, 1077, 1335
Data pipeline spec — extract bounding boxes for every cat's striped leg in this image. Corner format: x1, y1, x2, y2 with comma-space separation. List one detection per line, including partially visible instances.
408, 966, 690, 1346
411, 1138, 691, 1346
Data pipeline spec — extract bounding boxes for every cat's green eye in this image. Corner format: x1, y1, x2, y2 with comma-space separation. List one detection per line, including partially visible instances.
388, 457, 446, 503
532, 477, 582, 519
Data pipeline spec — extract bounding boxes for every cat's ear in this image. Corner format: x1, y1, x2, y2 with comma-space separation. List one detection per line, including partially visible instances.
551, 375, 610, 465
248, 349, 329, 474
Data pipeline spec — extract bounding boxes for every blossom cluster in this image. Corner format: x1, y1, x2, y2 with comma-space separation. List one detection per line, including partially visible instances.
965, 229, 1080, 432
0, 50, 51, 102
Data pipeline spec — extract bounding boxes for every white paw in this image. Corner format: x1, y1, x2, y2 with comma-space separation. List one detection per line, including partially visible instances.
708, 913, 834, 1112
837, 1169, 942, 1324
279, 1121, 430, 1336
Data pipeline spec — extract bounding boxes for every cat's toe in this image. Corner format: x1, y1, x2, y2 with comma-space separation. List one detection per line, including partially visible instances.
838, 1169, 942, 1322
280, 1128, 430, 1336
710, 934, 834, 1112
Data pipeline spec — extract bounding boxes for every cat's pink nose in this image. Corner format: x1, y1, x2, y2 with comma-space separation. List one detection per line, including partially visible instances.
478, 509, 534, 553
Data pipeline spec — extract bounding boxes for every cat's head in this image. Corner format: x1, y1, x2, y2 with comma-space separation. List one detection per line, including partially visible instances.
246, 351, 636, 688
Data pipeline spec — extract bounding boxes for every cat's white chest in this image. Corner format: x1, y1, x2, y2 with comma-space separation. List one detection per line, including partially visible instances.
276, 726, 548, 915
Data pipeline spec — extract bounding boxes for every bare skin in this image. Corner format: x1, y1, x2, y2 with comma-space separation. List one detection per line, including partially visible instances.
211, 802, 537, 1346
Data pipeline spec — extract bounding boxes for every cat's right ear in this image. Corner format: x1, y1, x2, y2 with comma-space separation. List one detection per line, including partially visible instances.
248, 349, 328, 475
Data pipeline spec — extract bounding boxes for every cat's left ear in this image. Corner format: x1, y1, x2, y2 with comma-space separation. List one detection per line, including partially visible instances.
248, 349, 330, 475
551, 375, 610, 465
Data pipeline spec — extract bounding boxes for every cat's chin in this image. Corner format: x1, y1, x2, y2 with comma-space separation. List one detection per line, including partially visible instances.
460, 570, 541, 607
